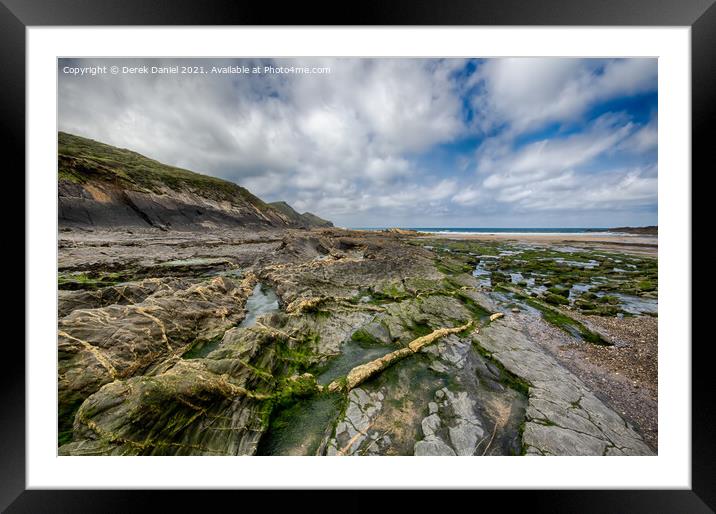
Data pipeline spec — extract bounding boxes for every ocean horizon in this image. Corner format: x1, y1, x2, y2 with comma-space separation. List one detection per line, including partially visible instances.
349, 227, 626, 235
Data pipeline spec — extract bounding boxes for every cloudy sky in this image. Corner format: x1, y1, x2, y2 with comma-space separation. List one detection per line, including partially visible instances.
58, 58, 657, 228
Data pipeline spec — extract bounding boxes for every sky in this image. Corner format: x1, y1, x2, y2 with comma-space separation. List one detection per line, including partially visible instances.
58, 58, 657, 228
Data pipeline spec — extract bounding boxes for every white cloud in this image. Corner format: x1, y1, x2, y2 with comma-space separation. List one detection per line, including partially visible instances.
455, 109, 656, 220
452, 186, 485, 206
364, 156, 411, 182
479, 114, 636, 190
470, 58, 656, 134
58, 57, 657, 227
617, 115, 657, 154
513, 167, 657, 212
59, 58, 467, 222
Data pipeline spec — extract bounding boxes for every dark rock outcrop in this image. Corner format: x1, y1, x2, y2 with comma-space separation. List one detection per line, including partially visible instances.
607, 226, 658, 235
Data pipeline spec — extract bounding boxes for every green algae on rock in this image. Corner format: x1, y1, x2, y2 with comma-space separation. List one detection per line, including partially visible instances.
58, 228, 655, 456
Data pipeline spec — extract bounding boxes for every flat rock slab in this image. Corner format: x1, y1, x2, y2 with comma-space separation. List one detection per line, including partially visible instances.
475, 317, 653, 456
327, 387, 387, 456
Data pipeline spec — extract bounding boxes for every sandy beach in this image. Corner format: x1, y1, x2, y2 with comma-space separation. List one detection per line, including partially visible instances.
415, 232, 658, 256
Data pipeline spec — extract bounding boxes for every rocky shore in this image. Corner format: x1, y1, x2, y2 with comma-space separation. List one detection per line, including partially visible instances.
57, 226, 656, 456
55, 133, 657, 456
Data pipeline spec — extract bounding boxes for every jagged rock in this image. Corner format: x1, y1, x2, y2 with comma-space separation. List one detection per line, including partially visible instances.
327, 322, 472, 392
449, 423, 483, 456
59, 322, 329, 455
61, 361, 268, 456
421, 414, 441, 437
357, 322, 392, 345
58, 277, 192, 317
57, 274, 257, 437
383, 228, 418, 235
327, 388, 385, 456
428, 361, 450, 373
414, 438, 456, 456
426, 335, 468, 369
374, 295, 474, 346
56, 218, 655, 457
286, 296, 325, 314
442, 390, 485, 456
60, 325, 277, 455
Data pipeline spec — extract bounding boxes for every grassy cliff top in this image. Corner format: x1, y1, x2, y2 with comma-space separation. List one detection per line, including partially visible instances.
299, 211, 333, 227
269, 201, 333, 227
269, 201, 300, 217
58, 131, 269, 208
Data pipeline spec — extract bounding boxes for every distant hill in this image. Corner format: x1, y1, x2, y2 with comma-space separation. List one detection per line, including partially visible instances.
606, 226, 658, 235
57, 132, 332, 230
269, 201, 333, 228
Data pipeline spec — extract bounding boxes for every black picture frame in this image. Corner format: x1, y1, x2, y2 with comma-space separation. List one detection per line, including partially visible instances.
4, 0, 710, 511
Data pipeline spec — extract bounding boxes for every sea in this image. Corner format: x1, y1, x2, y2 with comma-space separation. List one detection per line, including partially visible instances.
353, 227, 625, 236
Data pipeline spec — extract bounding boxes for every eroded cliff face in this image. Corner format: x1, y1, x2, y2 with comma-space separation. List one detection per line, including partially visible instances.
59, 179, 289, 230
57, 228, 654, 456
58, 132, 331, 231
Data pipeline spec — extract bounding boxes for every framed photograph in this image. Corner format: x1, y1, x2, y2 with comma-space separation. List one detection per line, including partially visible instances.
6, 0, 710, 510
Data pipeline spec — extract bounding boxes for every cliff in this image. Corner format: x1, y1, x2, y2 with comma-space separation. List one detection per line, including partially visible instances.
58, 132, 332, 231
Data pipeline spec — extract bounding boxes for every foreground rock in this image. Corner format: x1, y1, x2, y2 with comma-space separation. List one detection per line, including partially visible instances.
60, 328, 283, 455
58, 274, 257, 440
56, 133, 656, 456
58, 277, 194, 317
475, 316, 653, 455
327, 321, 473, 392
58, 227, 655, 456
